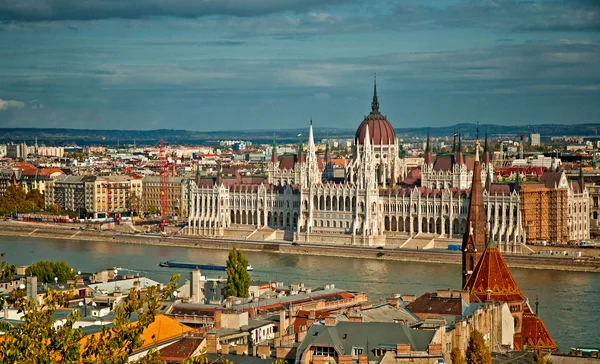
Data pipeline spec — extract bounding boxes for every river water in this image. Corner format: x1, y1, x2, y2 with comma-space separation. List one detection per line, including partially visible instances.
1, 235, 598, 352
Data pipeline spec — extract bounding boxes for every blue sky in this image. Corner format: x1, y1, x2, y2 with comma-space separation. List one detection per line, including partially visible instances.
0, 0, 599, 131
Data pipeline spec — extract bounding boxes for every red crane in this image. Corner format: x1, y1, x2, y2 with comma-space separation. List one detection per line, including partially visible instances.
159, 139, 170, 232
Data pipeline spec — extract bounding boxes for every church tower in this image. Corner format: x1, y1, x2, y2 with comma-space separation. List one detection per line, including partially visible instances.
462, 135, 487, 288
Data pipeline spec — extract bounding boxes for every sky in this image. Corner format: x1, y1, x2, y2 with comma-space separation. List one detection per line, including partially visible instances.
0, 0, 599, 131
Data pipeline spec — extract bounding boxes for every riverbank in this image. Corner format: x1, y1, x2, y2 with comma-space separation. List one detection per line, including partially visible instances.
1, 221, 599, 273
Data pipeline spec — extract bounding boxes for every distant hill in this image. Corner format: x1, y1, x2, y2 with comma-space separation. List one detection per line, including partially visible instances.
1, 123, 598, 146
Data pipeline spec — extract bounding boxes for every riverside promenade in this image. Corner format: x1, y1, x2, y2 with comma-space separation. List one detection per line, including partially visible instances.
1, 220, 599, 273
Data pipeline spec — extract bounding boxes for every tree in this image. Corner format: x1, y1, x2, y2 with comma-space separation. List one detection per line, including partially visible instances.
0, 255, 182, 363
129, 194, 143, 215
148, 205, 160, 215
0, 185, 26, 216
532, 349, 552, 364
26, 188, 45, 210
25, 260, 77, 283
225, 248, 250, 298
451, 348, 466, 364
465, 330, 492, 364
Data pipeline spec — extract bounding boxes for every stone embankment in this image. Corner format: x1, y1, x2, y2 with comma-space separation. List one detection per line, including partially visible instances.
1, 221, 599, 273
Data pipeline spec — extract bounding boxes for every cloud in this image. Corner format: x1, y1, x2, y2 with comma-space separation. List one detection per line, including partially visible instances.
315, 92, 331, 100
0, 0, 352, 22
393, 0, 600, 32
0, 98, 25, 110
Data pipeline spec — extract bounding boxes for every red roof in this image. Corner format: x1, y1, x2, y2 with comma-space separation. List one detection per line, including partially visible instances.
514, 307, 557, 350
355, 113, 396, 145
464, 246, 526, 302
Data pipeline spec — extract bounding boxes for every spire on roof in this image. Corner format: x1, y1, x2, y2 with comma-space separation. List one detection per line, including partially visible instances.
452, 131, 457, 153
371, 73, 379, 113
271, 137, 278, 164
325, 139, 331, 164
424, 131, 433, 165
483, 132, 491, 164
579, 158, 585, 192
455, 131, 464, 165
487, 236, 495, 249
462, 128, 486, 287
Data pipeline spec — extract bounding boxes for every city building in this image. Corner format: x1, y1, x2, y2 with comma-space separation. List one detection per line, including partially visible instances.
142, 175, 189, 217
529, 133, 541, 147
45, 175, 142, 218
185, 83, 587, 248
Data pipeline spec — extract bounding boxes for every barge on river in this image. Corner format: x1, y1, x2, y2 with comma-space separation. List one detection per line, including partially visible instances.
158, 260, 253, 271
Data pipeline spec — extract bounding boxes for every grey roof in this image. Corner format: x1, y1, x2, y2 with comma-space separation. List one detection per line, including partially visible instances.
295, 321, 436, 362
337, 304, 421, 327
202, 353, 275, 364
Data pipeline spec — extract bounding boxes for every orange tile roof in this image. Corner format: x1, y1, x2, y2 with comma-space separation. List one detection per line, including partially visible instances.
80, 314, 194, 354
464, 246, 526, 302
514, 308, 557, 351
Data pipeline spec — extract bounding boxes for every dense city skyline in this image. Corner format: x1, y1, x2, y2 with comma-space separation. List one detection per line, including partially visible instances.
1, 0, 599, 131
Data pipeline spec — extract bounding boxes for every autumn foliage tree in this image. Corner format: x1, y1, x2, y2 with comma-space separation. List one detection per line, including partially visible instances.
225, 248, 250, 298
451, 347, 466, 364
465, 330, 492, 364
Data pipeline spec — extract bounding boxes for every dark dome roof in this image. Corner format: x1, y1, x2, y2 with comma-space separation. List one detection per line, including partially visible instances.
354, 79, 396, 145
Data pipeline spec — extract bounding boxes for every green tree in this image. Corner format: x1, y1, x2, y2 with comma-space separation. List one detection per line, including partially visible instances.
148, 205, 159, 215
25, 260, 77, 283
451, 348, 466, 364
225, 248, 250, 298
465, 330, 492, 364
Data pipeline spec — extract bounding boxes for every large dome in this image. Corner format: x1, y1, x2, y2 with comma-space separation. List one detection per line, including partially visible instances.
354, 80, 396, 145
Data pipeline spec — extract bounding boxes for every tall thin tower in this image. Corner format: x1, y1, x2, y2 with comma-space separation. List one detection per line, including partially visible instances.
159, 139, 169, 232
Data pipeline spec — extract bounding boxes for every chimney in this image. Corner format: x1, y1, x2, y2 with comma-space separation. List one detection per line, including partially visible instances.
401, 294, 415, 303
307, 310, 316, 327
324, 316, 337, 326
236, 344, 248, 356
279, 310, 288, 338
396, 344, 411, 355
358, 354, 368, 364
221, 343, 230, 355
386, 296, 400, 308
214, 310, 222, 329
206, 333, 218, 354
436, 289, 451, 298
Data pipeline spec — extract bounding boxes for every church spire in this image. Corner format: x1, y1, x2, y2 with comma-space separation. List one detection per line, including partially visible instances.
579, 158, 585, 192
424, 131, 432, 165
455, 131, 464, 165
462, 130, 486, 288
271, 137, 278, 164
452, 131, 457, 153
371, 73, 379, 112
483, 132, 490, 164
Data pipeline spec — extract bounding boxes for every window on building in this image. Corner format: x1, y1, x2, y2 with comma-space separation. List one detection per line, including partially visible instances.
352, 347, 364, 358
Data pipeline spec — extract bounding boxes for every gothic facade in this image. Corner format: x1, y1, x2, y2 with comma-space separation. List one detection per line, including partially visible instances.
185, 83, 587, 248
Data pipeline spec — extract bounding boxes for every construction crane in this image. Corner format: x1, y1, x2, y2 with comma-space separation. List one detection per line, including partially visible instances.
159, 139, 170, 232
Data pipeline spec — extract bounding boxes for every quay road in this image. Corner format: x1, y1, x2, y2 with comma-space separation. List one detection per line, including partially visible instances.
0, 220, 598, 272
133, 233, 600, 272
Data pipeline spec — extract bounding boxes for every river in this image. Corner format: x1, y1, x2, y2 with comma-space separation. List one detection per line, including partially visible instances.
1, 235, 598, 352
